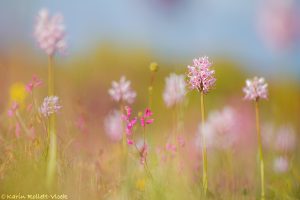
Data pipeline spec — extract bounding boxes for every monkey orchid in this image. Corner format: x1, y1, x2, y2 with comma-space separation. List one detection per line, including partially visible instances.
243, 76, 268, 200
186, 56, 216, 195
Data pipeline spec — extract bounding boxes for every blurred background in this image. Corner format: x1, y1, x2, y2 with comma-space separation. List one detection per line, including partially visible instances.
0, 0, 300, 75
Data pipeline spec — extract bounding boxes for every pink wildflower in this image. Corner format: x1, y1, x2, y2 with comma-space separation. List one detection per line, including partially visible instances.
127, 139, 134, 145
139, 143, 148, 165
40, 96, 62, 117
140, 108, 154, 127
34, 9, 67, 56
163, 73, 186, 108
165, 143, 177, 154
108, 76, 136, 104
26, 75, 43, 93
122, 106, 137, 136
8, 102, 19, 117
243, 77, 268, 101
186, 56, 216, 93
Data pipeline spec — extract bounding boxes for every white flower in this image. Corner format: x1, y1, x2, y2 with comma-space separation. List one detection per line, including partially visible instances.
163, 73, 186, 108
108, 76, 136, 104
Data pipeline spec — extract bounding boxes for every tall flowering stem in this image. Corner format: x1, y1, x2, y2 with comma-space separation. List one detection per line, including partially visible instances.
243, 76, 268, 200
186, 56, 215, 195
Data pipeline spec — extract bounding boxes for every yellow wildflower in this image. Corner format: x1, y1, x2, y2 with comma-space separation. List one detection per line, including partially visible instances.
9, 82, 27, 105
135, 178, 146, 191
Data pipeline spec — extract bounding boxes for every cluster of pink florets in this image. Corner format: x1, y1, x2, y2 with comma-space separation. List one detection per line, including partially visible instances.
34, 9, 66, 56
187, 56, 216, 93
40, 96, 62, 117
243, 77, 268, 101
108, 76, 137, 104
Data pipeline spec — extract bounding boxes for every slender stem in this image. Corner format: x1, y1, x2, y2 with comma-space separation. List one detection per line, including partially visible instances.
119, 103, 128, 198
200, 91, 208, 195
143, 127, 146, 146
15, 111, 31, 137
46, 55, 57, 188
120, 104, 128, 158
255, 100, 265, 200
133, 143, 152, 179
48, 56, 54, 96
148, 72, 156, 109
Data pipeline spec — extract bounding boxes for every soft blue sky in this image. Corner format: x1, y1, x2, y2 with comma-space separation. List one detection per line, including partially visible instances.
0, 0, 299, 78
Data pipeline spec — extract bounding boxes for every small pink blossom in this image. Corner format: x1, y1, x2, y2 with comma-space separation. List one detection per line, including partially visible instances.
26, 75, 43, 93
140, 108, 154, 127
127, 139, 134, 145
122, 106, 137, 136
165, 143, 177, 154
104, 110, 122, 142
40, 96, 62, 117
163, 73, 186, 108
8, 102, 19, 117
243, 77, 268, 101
108, 76, 136, 104
34, 9, 67, 56
139, 143, 148, 165
186, 56, 216, 93
273, 156, 289, 173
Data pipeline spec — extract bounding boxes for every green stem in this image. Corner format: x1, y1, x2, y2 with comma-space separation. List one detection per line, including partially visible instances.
200, 91, 208, 195
120, 104, 128, 158
255, 100, 265, 200
148, 71, 156, 109
15, 111, 31, 137
46, 55, 57, 188
119, 104, 128, 199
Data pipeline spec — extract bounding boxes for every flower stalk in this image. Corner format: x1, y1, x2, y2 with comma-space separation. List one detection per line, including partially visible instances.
46, 55, 57, 188
255, 100, 265, 200
200, 91, 208, 195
